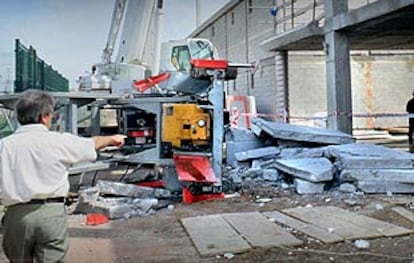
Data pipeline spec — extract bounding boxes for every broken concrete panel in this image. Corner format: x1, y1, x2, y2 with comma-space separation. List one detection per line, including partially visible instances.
226, 127, 265, 165
75, 197, 158, 219
339, 183, 357, 193
294, 178, 325, 194
357, 181, 414, 194
242, 168, 263, 178
235, 146, 281, 162
227, 141, 265, 166
341, 169, 414, 183
279, 147, 326, 159
262, 169, 280, 181
338, 156, 413, 169
251, 159, 265, 168
96, 180, 171, 199
251, 118, 355, 145
273, 158, 333, 182
225, 127, 263, 142
325, 143, 414, 162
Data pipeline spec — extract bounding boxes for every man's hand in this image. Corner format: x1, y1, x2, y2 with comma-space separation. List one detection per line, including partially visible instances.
111, 135, 127, 148
92, 135, 127, 150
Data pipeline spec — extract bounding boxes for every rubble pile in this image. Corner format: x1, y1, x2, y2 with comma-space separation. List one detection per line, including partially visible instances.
225, 118, 414, 195
74, 180, 174, 219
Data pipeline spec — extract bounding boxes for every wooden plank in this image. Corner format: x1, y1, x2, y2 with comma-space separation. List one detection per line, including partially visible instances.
314, 206, 412, 237
263, 210, 344, 243
181, 214, 251, 257
392, 207, 414, 224
223, 212, 303, 247
283, 206, 382, 239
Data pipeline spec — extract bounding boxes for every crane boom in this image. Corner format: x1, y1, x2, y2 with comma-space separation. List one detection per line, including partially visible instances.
102, 0, 127, 64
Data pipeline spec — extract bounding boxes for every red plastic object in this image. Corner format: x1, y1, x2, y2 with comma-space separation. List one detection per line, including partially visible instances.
86, 213, 109, 225
173, 155, 216, 183
182, 187, 225, 204
132, 72, 170, 92
191, 59, 229, 69
135, 180, 165, 188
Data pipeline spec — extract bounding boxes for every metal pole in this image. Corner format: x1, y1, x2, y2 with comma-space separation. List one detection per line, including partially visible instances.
196, 0, 201, 27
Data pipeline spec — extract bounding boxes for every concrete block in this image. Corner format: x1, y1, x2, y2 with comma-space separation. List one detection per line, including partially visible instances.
279, 147, 326, 159
96, 180, 171, 199
339, 183, 357, 193
262, 168, 280, 181
338, 156, 413, 169
340, 169, 414, 183
226, 141, 265, 165
294, 178, 325, 194
251, 118, 355, 145
357, 181, 414, 194
235, 146, 280, 161
273, 158, 334, 182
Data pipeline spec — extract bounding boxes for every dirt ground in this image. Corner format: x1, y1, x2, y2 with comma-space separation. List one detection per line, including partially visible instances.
2, 187, 414, 263
1, 161, 414, 263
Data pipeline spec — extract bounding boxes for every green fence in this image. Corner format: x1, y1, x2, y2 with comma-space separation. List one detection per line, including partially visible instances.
14, 39, 69, 92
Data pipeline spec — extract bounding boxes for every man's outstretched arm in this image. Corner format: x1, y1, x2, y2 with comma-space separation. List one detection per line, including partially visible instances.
92, 135, 127, 150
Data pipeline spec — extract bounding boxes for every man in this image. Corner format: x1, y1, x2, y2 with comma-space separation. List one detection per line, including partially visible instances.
0, 90, 126, 262
407, 90, 414, 153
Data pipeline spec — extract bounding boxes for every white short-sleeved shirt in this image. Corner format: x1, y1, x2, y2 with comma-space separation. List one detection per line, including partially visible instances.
0, 124, 97, 206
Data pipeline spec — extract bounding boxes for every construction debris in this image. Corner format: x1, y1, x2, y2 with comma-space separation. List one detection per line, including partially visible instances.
225, 120, 414, 195
74, 180, 173, 219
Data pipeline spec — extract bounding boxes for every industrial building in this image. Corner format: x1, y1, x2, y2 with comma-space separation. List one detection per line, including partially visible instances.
190, 0, 414, 132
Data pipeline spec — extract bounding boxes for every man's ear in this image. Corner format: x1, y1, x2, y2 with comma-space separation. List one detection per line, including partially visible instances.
39, 113, 49, 125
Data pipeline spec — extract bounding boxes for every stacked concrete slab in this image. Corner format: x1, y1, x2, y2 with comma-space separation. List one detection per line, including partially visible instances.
226, 118, 414, 195
326, 144, 414, 193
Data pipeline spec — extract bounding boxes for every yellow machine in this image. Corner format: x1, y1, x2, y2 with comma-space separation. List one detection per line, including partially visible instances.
162, 103, 211, 151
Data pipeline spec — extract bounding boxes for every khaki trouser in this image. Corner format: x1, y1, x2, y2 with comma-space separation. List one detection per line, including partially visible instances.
2, 203, 68, 263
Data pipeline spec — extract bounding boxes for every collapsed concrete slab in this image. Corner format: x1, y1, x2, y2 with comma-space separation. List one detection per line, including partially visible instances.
96, 180, 171, 199
325, 143, 414, 161
356, 181, 414, 194
234, 146, 280, 161
279, 147, 325, 159
226, 127, 265, 165
251, 118, 355, 145
273, 158, 333, 183
341, 169, 414, 184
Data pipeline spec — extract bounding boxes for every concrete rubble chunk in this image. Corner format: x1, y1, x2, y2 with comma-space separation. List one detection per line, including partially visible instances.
96, 180, 171, 199
251, 118, 355, 145
279, 147, 326, 159
294, 178, 325, 194
339, 183, 357, 193
226, 127, 264, 166
325, 143, 414, 169
356, 181, 414, 194
262, 169, 280, 181
325, 143, 414, 160
76, 196, 158, 219
341, 169, 414, 184
235, 146, 281, 161
273, 158, 334, 182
